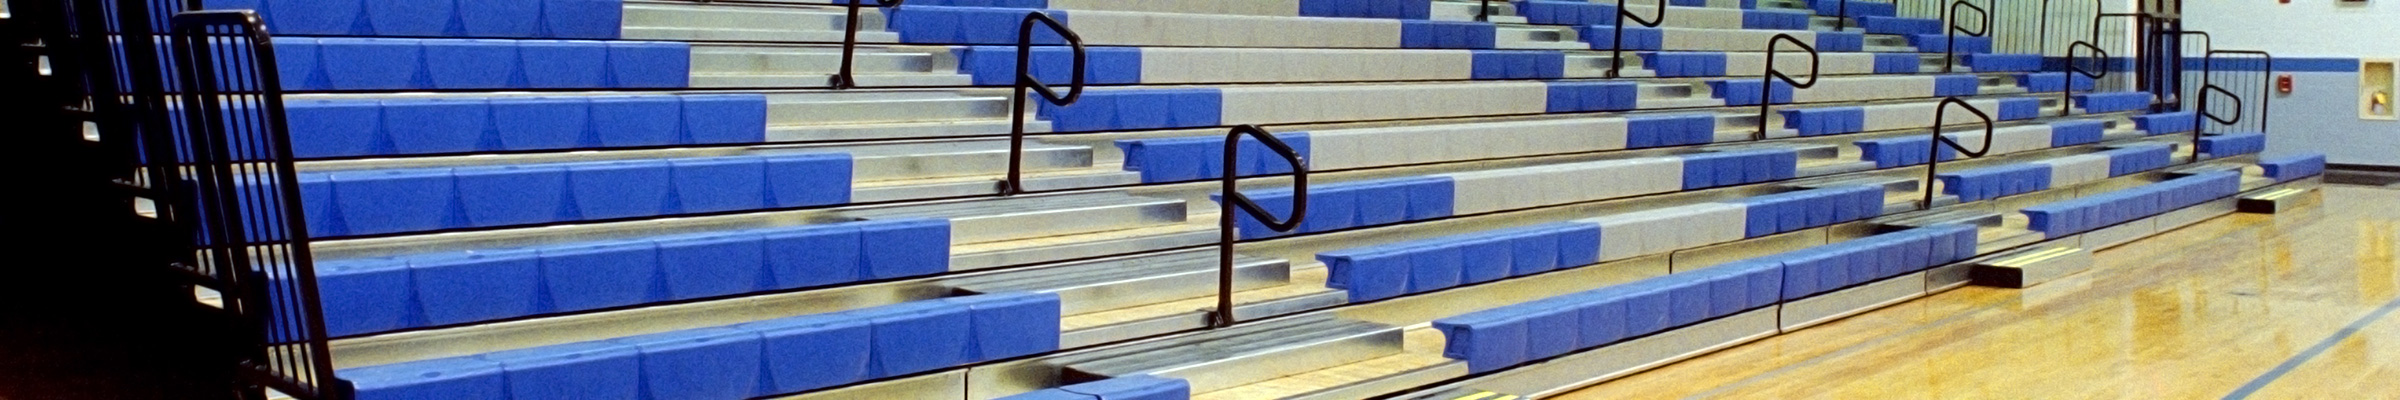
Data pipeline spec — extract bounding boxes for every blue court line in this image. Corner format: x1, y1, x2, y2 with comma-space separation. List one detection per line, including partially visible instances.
2222, 295, 2400, 399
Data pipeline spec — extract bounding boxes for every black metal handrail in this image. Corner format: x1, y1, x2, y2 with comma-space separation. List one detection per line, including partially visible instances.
166, 10, 351, 400
1477, 0, 1494, 22
1921, 97, 1995, 208
2152, 30, 2211, 110
2192, 50, 2272, 154
1941, 0, 1989, 73
1608, 0, 1667, 78
1832, 0, 1851, 31
2058, 41, 2109, 117
1214, 125, 1309, 328
830, 0, 904, 90
998, 12, 1086, 196
1754, 33, 1820, 141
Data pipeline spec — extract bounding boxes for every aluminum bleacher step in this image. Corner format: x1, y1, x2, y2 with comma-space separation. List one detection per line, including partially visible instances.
693, 73, 976, 88
771, 118, 1051, 142
838, 192, 1188, 244
691, 46, 942, 74
1968, 245, 2094, 288
1495, 26, 1587, 50
769, 92, 1021, 125
624, 26, 896, 43
623, 2, 873, 32
945, 250, 1293, 316
1431, 0, 1527, 23
1058, 316, 1406, 393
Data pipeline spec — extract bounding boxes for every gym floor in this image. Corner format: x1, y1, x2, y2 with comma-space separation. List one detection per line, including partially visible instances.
1559, 185, 2400, 399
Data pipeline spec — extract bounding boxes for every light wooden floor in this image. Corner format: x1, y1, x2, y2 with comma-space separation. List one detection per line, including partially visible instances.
1556, 185, 2400, 400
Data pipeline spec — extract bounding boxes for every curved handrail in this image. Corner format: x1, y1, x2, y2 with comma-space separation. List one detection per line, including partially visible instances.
2195, 85, 2243, 126
998, 12, 1087, 196
2201, 50, 2273, 134
2058, 41, 2110, 117
1921, 97, 1995, 208
1754, 33, 1820, 141
1607, 0, 1669, 78
830, 0, 905, 90
1214, 125, 1309, 328
1941, 0, 1990, 73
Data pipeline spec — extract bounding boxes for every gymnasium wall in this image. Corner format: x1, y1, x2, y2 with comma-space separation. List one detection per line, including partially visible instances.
2186, 0, 2400, 167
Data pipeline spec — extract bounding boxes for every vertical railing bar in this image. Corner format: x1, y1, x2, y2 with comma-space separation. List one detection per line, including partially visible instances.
1608, 0, 1667, 78
832, 0, 903, 90
1921, 98, 1995, 208
999, 12, 1085, 196
1942, 0, 1989, 74
1213, 125, 1307, 328
1754, 34, 1819, 142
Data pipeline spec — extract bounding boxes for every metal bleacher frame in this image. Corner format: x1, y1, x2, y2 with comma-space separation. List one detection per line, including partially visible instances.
17, 0, 2286, 398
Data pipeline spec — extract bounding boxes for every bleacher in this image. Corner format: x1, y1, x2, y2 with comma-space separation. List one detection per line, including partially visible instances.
165, 0, 2324, 399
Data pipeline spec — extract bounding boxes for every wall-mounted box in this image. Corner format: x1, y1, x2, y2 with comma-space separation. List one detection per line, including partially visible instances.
2365, 59, 2394, 120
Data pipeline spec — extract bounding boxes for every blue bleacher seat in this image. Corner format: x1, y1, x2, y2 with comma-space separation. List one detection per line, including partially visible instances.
315, 259, 417, 336
2198, 133, 2268, 157
346, 357, 507, 400
657, 234, 770, 300
481, 342, 643, 400
1579, 26, 1663, 51
957, 46, 1144, 86
1910, 35, 1993, 53
748, 314, 875, 393
539, 240, 664, 312
1401, 20, 1499, 49
1815, 32, 1864, 52
1743, 10, 1813, 30
1302, 0, 1434, 19
888, 6, 1072, 45
2131, 111, 2197, 135
866, 301, 975, 377
2073, 92, 2153, 114
1681, 149, 1798, 190
421, 39, 523, 89
2259, 153, 2328, 182
669, 156, 770, 213
1516, 1, 1617, 26
409, 249, 544, 326
451, 164, 568, 227
1640, 52, 1729, 78
1055, 375, 1191, 400
1708, 79, 1796, 106
955, 292, 1065, 360
1860, 16, 1941, 36
1545, 81, 1640, 113
1934, 74, 1981, 97
2017, 72, 2099, 93
1963, 53, 2043, 72
1872, 53, 1920, 74
762, 223, 866, 289
2024, 171, 2242, 237
1041, 89, 1225, 132
1997, 97, 2043, 120
1474, 50, 1570, 80
617, 327, 767, 400
860, 219, 954, 279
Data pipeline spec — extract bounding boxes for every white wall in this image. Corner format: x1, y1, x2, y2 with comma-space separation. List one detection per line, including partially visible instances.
2187, 1, 2400, 59
2186, 1, 2400, 166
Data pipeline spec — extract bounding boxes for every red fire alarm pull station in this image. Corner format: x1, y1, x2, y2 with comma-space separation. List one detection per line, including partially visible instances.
2278, 74, 2294, 94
